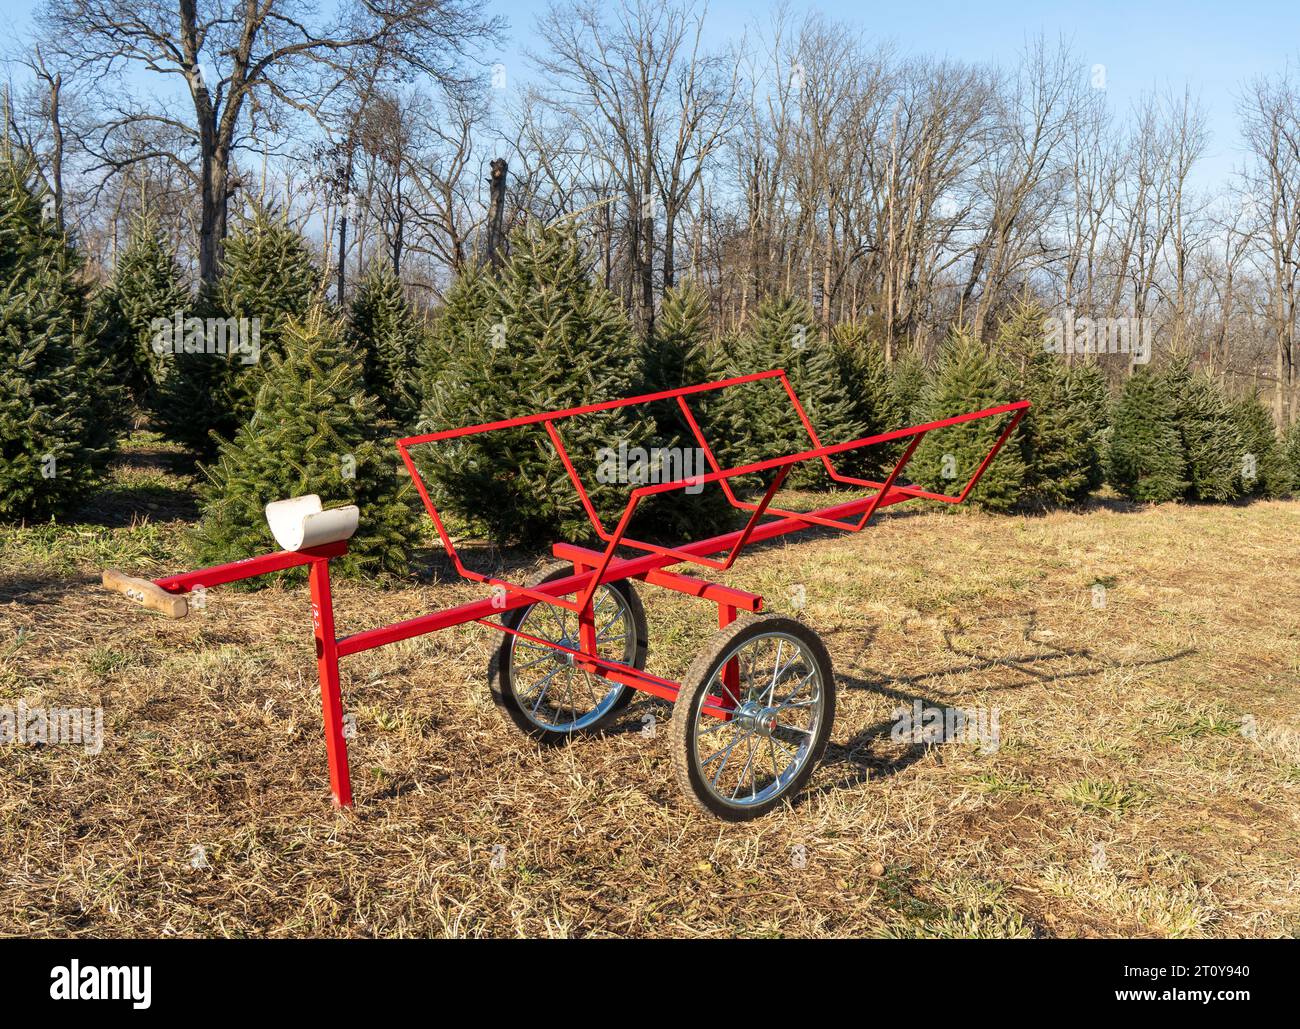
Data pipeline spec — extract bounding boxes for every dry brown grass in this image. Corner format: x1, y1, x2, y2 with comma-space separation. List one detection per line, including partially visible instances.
2, 440, 1298, 938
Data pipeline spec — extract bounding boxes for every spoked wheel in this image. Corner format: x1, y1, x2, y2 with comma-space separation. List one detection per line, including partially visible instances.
671, 614, 835, 820
489, 562, 648, 743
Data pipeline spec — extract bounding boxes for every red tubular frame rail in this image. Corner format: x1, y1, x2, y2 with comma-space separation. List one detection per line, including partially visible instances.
122, 369, 1029, 809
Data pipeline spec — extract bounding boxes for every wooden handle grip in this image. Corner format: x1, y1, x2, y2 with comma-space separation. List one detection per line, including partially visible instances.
102, 569, 189, 619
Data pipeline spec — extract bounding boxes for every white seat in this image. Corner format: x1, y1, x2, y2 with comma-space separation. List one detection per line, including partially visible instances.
265, 494, 360, 552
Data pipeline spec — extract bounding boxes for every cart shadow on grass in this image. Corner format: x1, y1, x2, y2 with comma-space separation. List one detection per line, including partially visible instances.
808, 616, 1196, 800
562, 603, 1197, 813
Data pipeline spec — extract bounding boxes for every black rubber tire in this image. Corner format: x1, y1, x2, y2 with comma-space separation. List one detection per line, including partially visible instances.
670, 613, 835, 820
489, 561, 648, 744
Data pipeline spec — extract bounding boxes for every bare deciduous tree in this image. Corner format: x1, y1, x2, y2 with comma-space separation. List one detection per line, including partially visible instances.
43, 0, 500, 290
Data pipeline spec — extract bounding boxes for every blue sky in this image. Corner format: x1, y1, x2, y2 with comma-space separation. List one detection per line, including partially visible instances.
6, 0, 1298, 189
491, 0, 1300, 189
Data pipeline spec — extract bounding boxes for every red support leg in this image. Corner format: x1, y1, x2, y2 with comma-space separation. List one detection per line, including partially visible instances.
308, 559, 353, 808
573, 560, 599, 673
719, 603, 740, 718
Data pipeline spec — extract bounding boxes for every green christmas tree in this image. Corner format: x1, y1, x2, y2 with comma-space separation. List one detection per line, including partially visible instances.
1064, 360, 1110, 495
1106, 366, 1187, 503
159, 211, 319, 456
995, 298, 1101, 507
639, 282, 735, 537
993, 293, 1050, 371
715, 294, 866, 489
889, 346, 930, 427
1230, 391, 1291, 498
911, 330, 1025, 512
1284, 418, 1300, 495
416, 263, 493, 423
827, 321, 899, 480
0, 151, 120, 520
418, 219, 656, 547
1166, 360, 1242, 502
645, 282, 718, 393
643, 281, 730, 443
189, 309, 420, 581
95, 211, 190, 407
346, 263, 423, 428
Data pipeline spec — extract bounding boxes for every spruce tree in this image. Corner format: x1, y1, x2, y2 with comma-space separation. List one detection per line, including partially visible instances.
190, 309, 420, 581
644, 280, 729, 444
640, 282, 734, 537
418, 220, 655, 547
1064, 360, 1109, 495
96, 211, 190, 407
159, 211, 318, 456
1231, 391, 1291, 498
1166, 360, 1242, 502
1284, 419, 1300, 495
889, 346, 930, 427
416, 263, 493, 424
828, 321, 899, 480
911, 330, 1025, 512
645, 282, 718, 392
346, 263, 422, 428
1106, 366, 1187, 503
0, 151, 120, 520
993, 294, 1049, 370
995, 298, 1100, 507
690, 328, 751, 470
1014, 353, 1091, 507
715, 294, 866, 489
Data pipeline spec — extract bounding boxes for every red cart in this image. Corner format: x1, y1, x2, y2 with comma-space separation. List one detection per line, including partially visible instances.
105, 369, 1028, 820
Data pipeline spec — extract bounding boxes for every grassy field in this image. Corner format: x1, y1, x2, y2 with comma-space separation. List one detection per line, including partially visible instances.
2, 436, 1298, 938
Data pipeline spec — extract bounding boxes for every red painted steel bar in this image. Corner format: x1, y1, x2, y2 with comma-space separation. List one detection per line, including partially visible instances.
309, 560, 352, 807
153, 540, 348, 593
343, 384, 1023, 658
395, 368, 1026, 603
473, 616, 684, 701
399, 369, 788, 448
551, 542, 763, 612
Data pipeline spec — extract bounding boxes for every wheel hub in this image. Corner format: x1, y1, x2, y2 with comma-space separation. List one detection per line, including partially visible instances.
733, 701, 779, 737
551, 638, 577, 667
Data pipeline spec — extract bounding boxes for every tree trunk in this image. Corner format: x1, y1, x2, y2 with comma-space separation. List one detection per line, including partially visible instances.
641, 210, 655, 338
337, 212, 348, 302
486, 158, 508, 272
636, 174, 655, 338
662, 205, 676, 291
47, 72, 64, 233
197, 134, 229, 294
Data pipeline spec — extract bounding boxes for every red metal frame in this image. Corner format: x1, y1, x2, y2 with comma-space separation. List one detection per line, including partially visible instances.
126, 369, 1029, 808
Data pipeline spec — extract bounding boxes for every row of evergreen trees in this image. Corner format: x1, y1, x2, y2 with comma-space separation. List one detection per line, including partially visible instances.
97, 211, 424, 578
0, 151, 421, 576
418, 240, 1300, 539
0, 153, 122, 520
5, 145, 1298, 577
